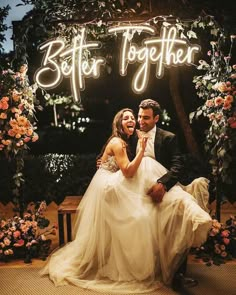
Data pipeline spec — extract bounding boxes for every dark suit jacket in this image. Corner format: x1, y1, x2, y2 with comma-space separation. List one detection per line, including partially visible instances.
129, 127, 184, 191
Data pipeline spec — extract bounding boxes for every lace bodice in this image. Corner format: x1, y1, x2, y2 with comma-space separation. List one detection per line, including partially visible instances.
100, 156, 119, 172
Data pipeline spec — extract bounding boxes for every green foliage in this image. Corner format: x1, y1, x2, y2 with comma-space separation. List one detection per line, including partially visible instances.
0, 5, 10, 54
0, 153, 97, 205
190, 29, 236, 186
11, 0, 151, 67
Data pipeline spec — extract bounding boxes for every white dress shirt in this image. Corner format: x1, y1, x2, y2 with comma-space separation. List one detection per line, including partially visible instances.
137, 125, 156, 159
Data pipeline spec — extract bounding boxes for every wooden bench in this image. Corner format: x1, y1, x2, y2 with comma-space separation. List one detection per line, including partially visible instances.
58, 196, 83, 246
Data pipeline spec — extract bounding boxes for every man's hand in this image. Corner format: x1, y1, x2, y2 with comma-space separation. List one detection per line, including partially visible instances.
96, 158, 102, 169
147, 182, 166, 203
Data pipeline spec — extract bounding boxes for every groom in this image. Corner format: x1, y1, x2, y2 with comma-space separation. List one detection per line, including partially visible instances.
130, 98, 198, 291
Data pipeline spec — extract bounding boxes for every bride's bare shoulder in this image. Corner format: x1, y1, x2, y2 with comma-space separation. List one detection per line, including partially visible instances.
109, 137, 122, 144
109, 137, 126, 148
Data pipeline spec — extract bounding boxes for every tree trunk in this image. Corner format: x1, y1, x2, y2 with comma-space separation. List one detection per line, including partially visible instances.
169, 67, 200, 156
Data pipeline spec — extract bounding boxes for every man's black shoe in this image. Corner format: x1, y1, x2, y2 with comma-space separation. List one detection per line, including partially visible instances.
172, 273, 198, 292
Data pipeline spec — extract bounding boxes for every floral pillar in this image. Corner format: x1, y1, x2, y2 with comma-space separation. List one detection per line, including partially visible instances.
190, 35, 236, 220
0, 65, 40, 217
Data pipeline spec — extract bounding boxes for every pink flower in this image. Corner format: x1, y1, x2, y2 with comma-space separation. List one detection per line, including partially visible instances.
214, 248, 221, 254
4, 250, 13, 256
205, 99, 214, 107
215, 113, 223, 121
8, 129, 16, 137
223, 238, 230, 245
220, 244, 226, 250
221, 251, 227, 257
209, 227, 219, 236
32, 133, 39, 142
23, 137, 31, 143
3, 237, 11, 246
208, 113, 215, 121
13, 239, 25, 247
228, 116, 236, 128
13, 230, 21, 239
221, 230, 230, 237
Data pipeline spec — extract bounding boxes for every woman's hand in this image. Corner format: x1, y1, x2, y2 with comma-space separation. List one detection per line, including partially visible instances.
136, 129, 148, 153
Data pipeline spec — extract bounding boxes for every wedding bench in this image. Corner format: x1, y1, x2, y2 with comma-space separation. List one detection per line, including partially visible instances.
58, 196, 83, 246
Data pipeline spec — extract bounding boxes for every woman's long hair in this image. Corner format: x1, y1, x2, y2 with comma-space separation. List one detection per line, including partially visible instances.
97, 108, 135, 159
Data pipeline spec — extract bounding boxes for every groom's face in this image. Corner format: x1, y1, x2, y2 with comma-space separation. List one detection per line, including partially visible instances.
138, 108, 159, 132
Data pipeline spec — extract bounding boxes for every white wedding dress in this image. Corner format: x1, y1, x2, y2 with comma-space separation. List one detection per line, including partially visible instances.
41, 156, 212, 293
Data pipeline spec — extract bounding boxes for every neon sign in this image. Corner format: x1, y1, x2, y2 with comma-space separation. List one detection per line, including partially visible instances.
108, 25, 200, 93
35, 27, 106, 102
35, 24, 200, 101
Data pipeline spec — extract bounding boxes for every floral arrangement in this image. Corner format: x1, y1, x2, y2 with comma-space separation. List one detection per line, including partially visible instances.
0, 64, 39, 155
190, 35, 236, 186
0, 65, 41, 212
191, 215, 236, 266
0, 201, 57, 263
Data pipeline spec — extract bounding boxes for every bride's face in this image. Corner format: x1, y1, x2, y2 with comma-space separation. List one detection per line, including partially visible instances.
122, 111, 136, 137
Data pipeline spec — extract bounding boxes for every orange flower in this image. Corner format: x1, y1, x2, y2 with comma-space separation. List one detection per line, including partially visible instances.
0, 113, 7, 119
217, 82, 228, 92
17, 116, 28, 126
9, 119, 18, 127
0, 101, 9, 110
32, 133, 39, 142
12, 90, 21, 102
1, 96, 9, 102
19, 127, 26, 135
224, 95, 234, 103
223, 100, 232, 110
214, 96, 224, 106
1, 139, 11, 146
26, 129, 33, 136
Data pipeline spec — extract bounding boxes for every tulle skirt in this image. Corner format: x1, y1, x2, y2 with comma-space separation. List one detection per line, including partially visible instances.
40, 157, 212, 293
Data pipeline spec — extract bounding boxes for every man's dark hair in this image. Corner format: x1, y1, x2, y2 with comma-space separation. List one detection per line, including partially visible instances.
139, 99, 162, 117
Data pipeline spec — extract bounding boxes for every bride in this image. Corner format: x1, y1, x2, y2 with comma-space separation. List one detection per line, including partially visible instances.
41, 108, 212, 293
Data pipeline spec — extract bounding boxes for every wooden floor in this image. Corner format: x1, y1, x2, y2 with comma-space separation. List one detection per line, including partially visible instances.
0, 199, 235, 268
